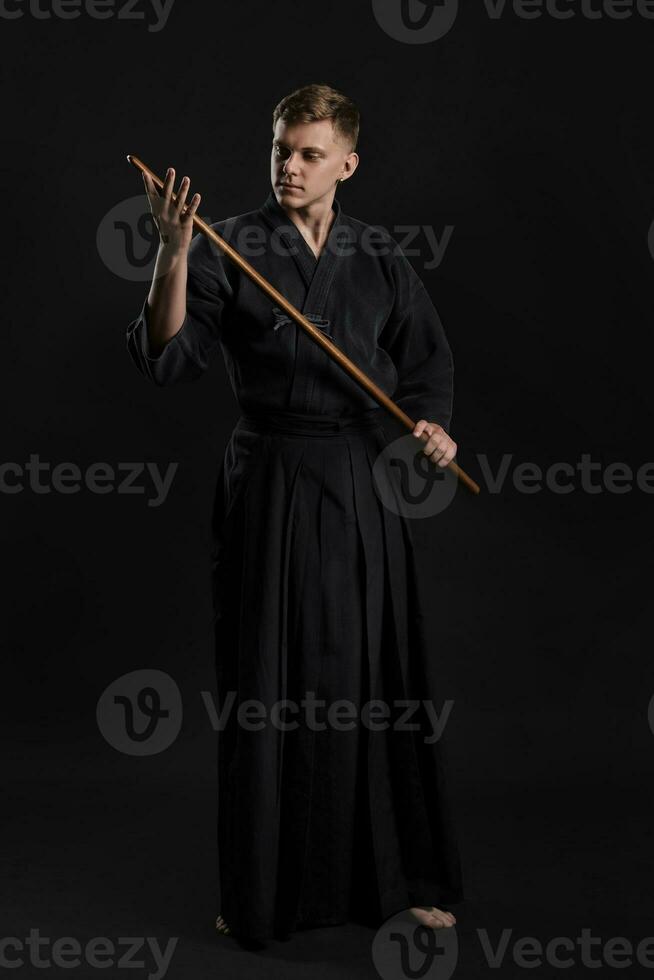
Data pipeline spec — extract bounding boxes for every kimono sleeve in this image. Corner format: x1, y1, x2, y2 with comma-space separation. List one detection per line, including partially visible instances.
379, 257, 454, 431
125, 230, 232, 386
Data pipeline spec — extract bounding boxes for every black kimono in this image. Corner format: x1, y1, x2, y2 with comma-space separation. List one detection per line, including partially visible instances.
126, 190, 464, 942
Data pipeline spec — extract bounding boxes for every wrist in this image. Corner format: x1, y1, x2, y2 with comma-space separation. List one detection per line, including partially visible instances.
158, 241, 188, 258
155, 243, 189, 278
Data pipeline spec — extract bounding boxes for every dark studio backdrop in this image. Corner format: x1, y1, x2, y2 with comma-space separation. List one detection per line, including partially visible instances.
2, 1, 653, 977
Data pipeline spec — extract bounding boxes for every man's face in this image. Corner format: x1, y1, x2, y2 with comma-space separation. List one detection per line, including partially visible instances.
270, 118, 355, 210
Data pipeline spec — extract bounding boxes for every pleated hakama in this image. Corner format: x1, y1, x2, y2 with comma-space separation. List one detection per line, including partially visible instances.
210, 408, 463, 942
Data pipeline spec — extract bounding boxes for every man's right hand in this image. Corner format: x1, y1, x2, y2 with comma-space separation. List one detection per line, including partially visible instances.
143, 166, 201, 254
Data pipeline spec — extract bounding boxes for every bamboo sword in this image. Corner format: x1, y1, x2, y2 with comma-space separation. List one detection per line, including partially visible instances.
126, 154, 480, 495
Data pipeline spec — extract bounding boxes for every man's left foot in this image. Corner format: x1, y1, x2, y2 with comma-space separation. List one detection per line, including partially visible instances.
408, 906, 456, 929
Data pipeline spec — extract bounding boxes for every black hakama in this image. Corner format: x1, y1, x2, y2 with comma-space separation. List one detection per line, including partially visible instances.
126, 190, 464, 942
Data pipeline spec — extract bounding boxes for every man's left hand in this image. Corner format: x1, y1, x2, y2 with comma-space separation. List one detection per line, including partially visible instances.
412, 420, 457, 468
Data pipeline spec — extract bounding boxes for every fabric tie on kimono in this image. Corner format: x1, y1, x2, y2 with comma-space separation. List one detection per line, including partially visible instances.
239, 407, 385, 436
271, 306, 335, 342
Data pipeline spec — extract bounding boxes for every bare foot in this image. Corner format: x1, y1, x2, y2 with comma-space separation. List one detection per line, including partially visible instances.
409, 906, 456, 929
215, 914, 231, 935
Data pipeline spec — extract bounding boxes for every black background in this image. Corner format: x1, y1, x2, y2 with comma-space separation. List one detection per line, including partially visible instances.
2, 1, 653, 976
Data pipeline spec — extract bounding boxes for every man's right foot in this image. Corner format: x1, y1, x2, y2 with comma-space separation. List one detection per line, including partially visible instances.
215, 915, 231, 935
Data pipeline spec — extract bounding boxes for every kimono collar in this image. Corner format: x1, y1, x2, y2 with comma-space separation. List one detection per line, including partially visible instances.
258, 190, 346, 258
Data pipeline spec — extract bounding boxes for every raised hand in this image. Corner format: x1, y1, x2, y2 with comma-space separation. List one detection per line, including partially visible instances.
142, 166, 201, 254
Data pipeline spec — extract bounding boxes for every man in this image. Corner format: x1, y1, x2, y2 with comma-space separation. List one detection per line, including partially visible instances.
127, 82, 463, 944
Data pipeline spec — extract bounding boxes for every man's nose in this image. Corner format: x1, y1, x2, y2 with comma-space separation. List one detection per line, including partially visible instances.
282, 151, 299, 173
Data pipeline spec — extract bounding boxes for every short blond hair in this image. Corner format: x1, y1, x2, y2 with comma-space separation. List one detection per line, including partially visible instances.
272, 82, 360, 152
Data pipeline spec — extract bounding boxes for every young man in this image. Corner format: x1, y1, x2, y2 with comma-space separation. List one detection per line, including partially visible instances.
127, 82, 463, 944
